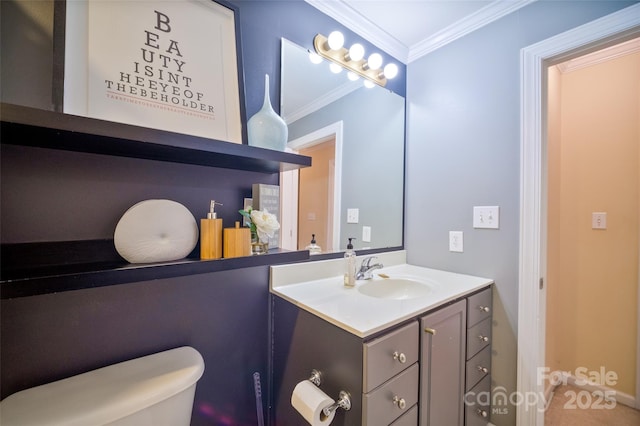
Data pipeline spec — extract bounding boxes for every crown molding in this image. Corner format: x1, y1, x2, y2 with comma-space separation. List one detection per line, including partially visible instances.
408, 0, 536, 62
306, 1, 536, 64
556, 37, 640, 73
282, 81, 361, 124
305, 0, 410, 63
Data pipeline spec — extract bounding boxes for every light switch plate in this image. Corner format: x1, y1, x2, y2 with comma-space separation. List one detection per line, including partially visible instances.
592, 212, 607, 229
473, 206, 500, 229
347, 208, 359, 224
449, 231, 463, 252
362, 226, 371, 242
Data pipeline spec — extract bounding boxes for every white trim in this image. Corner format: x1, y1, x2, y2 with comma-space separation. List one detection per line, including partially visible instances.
517, 4, 640, 426
282, 81, 360, 125
556, 37, 640, 73
279, 165, 299, 251
305, 0, 408, 63
305, 0, 535, 64
564, 374, 637, 409
288, 121, 344, 252
409, 0, 536, 62
545, 371, 636, 409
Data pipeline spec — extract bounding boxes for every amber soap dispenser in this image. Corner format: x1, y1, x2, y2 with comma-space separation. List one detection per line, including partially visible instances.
200, 200, 223, 259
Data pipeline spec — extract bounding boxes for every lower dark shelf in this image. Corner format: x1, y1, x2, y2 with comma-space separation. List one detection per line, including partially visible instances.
1, 241, 309, 299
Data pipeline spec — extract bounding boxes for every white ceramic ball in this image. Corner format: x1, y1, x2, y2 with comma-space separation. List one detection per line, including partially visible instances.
114, 199, 198, 264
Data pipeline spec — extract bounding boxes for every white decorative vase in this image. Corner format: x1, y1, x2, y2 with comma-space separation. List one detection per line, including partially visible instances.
247, 74, 288, 151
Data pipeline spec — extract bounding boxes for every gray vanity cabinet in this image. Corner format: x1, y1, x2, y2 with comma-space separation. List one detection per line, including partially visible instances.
363, 321, 420, 425
464, 287, 493, 426
271, 285, 493, 425
418, 286, 493, 426
271, 296, 419, 426
419, 299, 467, 426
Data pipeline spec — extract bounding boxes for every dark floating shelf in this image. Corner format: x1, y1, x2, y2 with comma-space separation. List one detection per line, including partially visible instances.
1, 103, 311, 173
1, 240, 309, 299
1, 103, 313, 298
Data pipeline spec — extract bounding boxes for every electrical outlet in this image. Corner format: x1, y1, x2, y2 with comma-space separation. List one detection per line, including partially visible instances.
473, 206, 500, 229
449, 231, 463, 252
347, 208, 359, 224
362, 226, 371, 242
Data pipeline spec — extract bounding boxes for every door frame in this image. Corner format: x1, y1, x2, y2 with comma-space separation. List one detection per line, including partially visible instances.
285, 121, 343, 252
516, 4, 640, 426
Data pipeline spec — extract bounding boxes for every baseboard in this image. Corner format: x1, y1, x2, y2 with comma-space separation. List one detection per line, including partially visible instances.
546, 370, 636, 409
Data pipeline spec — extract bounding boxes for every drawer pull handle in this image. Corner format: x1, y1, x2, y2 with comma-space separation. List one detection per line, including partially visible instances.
424, 327, 436, 335
478, 335, 489, 342
392, 396, 406, 410
479, 305, 490, 313
393, 351, 407, 364
477, 366, 489, 374
477, 408, 488, 418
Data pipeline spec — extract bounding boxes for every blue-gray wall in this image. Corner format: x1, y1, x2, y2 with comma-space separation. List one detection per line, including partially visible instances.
404, 1, 637, 425
0, 1, 405, 425
288, 86, 405, 250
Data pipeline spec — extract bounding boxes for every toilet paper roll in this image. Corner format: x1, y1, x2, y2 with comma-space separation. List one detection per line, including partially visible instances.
291, 380, 336, 425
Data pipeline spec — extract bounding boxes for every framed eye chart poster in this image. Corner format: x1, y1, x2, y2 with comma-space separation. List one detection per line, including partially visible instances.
63, 0, 243, 144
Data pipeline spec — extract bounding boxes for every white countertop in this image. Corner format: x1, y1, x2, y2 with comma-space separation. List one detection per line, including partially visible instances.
270, 251, 493, 338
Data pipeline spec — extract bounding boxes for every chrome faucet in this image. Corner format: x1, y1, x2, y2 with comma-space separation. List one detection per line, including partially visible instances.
356, 256, 384, 280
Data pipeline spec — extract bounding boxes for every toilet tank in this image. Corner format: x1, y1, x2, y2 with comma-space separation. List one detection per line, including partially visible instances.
0, 346, 205, 426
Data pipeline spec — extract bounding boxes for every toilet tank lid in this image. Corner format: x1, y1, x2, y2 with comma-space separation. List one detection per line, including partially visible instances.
0, 346, 205, 426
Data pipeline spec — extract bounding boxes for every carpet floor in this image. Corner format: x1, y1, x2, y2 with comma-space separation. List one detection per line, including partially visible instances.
545, 384, 640, 425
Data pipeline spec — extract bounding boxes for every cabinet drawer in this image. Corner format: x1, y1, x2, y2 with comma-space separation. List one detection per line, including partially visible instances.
466, 345, 491, 391
389, 405, 417, 426
465, 374, 491, 426
467, 287, 492, 327
466, 317, 491, 359
363, 363, 419, 426
363, 321, 418, 392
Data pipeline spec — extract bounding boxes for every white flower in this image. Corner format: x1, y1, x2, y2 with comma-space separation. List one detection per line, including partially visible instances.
250, 208, 280, 241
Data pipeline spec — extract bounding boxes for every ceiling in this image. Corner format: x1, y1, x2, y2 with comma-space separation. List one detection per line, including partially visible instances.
305, 0, 536, 63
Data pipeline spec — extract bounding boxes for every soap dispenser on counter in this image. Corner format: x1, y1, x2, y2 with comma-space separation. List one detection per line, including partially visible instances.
305, 234, 322, 255
343, 237, 356, 287
200, 200, 223, 259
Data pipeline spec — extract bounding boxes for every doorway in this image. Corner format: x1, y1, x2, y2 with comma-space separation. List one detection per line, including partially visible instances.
545, 39, 640, 412
279, 121, 343, 252
297, 140, 336, 252
516, 5, 640, 426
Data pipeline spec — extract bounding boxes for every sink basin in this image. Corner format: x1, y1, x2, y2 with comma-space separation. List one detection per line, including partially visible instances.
358, 278, 433, 300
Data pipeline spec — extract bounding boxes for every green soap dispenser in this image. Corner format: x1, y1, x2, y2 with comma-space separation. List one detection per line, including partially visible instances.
343, 237, 356, 287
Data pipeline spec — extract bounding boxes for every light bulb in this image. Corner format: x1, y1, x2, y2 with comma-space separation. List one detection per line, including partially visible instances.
364, 79, 375, 88
347, 72, 359, 81
327, 31, 344, 50
383, 63, 398, 79
347, 43, 365, 61
329, 63, 342, 74
308, 52, 322, 64
367, 53, 383, 70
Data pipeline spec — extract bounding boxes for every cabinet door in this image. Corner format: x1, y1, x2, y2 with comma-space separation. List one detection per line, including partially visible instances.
420, 299, 467, 426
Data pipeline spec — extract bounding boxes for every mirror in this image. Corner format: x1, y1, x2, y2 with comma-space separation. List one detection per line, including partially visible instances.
279, 38, 404, 254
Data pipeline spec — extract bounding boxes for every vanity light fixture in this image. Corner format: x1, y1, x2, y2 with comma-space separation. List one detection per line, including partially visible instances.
329, 63, 343, 74
313, 32, 398, 87
308, 51, 323, 64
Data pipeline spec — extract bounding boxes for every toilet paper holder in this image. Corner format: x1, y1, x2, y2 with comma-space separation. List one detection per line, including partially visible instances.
307, 370, 351, 416
309, 369, 322, 387
322, 390, 351, 417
